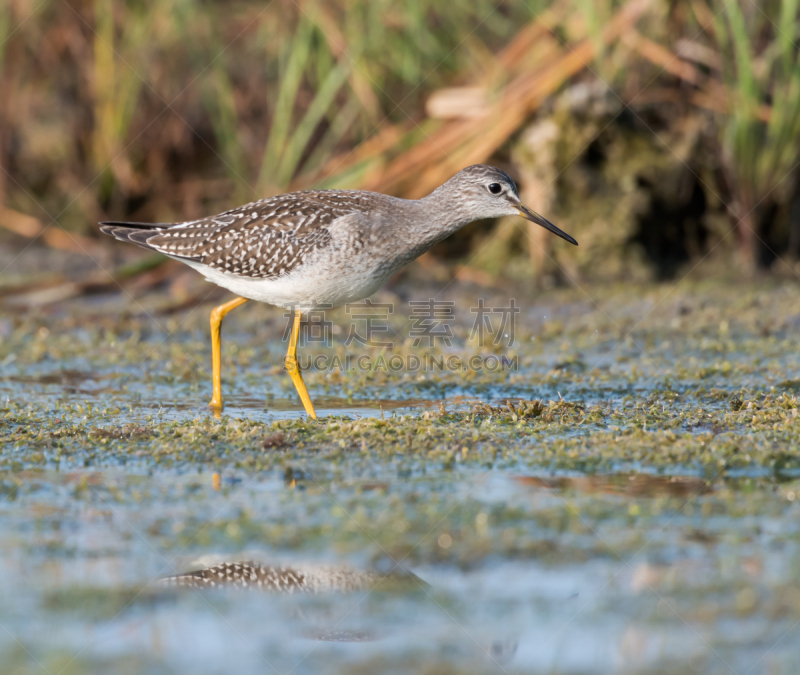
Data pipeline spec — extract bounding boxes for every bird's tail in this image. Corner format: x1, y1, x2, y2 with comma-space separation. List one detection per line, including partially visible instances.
99, 221, 169, 251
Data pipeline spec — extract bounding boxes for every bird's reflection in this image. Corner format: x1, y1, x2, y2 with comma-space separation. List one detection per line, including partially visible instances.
160, 559, 418, 594
160, 557, 518, 660
159, 557, 424, 643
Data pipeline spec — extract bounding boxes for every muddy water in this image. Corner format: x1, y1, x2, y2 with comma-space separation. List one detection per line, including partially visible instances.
1, 281, 800, 673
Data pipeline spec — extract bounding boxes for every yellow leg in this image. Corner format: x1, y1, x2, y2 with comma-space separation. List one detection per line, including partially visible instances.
285, 310, 317, 419
209, 296, 249, 410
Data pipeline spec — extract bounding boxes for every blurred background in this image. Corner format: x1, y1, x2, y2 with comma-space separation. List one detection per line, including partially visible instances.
2, 0, 800, 309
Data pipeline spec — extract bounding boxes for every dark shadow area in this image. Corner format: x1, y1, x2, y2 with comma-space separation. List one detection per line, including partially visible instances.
631, 176, 708, 279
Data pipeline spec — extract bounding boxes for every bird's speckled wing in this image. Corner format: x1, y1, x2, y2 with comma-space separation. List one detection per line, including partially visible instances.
100, 190, 375, 279
160, 561, 309, 591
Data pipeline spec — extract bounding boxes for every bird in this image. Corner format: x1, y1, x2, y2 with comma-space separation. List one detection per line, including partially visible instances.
100, 164, 577, 418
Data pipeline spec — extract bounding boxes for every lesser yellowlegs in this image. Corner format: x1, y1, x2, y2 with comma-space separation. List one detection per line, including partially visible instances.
100, 164, 577, 418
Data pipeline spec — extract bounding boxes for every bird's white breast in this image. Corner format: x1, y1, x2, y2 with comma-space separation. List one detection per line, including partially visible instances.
181, 253, 390, 312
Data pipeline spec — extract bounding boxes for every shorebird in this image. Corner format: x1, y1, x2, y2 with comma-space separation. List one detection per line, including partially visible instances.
100, 165, 577, 418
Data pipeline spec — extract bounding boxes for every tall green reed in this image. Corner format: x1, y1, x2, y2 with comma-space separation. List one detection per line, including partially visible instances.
714, 0, 800, 268
0, 0, 542, 231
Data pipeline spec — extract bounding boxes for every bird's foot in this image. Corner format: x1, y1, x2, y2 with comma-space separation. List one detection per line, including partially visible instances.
208, 398, 223, 420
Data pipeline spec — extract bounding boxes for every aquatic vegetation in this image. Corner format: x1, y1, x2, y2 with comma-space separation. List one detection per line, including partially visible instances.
1, 268, 799, 674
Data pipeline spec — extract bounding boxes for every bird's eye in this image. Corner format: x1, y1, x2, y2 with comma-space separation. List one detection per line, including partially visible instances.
488, 183, 503, 195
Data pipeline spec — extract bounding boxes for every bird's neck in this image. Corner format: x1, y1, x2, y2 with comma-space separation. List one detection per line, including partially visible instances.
369, 193, 470, 274
409, 184, 476, 245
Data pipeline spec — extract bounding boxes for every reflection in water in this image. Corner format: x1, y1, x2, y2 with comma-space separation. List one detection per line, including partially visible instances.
160, 559, 424, 643
160, 560, 419, 594
160, 558, 518, 660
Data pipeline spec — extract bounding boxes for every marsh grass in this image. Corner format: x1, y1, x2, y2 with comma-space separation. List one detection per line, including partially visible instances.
0, 0, 542, 230
712, 0, 800, 268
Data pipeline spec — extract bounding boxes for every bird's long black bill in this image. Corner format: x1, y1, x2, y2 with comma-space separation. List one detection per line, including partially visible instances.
518, 204, 578, 246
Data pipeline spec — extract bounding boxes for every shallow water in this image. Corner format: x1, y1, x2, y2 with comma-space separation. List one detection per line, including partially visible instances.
1, 280, 800, 673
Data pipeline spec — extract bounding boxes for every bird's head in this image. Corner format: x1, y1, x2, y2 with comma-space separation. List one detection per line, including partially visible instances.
442, 165, 577, 245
